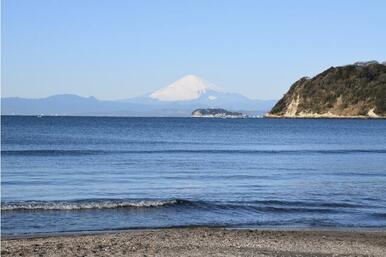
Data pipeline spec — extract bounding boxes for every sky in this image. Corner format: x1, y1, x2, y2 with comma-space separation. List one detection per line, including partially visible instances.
2, 0, 386, 100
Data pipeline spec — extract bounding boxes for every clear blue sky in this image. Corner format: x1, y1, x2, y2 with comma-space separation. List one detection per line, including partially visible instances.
2, 0, 386, 100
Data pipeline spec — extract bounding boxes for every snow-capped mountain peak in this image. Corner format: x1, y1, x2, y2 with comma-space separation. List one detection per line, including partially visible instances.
149, 75, 223, 102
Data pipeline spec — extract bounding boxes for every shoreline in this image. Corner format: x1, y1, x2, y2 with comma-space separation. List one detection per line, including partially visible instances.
264, 113, 386, 119
3, 227, 386, 256
3, 226, 386, 240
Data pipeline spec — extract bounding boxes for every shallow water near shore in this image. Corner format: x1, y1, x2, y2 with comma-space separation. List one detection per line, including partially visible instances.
1, 116, 386, 235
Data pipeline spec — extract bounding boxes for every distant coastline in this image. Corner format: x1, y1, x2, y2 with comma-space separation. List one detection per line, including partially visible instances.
2, 114, 385, 119
2, 62, 385, 119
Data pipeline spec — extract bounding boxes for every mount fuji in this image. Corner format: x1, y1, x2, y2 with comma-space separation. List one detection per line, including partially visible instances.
2, 75, 276, 116
149, 75, 223, 102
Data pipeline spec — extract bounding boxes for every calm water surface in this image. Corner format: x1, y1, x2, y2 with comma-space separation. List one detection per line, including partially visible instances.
1, 116, 386, 235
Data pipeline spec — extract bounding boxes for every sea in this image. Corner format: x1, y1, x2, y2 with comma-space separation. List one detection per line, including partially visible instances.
1, 116, 386, 236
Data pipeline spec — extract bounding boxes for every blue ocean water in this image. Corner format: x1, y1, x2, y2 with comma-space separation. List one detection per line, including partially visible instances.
1, 116, 386, 236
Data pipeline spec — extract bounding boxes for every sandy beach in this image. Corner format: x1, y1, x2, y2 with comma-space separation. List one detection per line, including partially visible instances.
2, 228, 386, 257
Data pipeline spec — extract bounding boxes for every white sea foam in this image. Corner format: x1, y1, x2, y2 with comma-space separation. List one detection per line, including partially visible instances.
1, 199, 183, 211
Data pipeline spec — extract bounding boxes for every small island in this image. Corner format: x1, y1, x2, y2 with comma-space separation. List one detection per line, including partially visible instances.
192, 108, 246, 118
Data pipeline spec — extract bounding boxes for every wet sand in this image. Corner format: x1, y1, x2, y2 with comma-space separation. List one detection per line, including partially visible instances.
2, 228, 386, 257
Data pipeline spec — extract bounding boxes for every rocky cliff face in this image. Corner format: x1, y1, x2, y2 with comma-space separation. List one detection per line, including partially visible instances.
267, 61, 386, 118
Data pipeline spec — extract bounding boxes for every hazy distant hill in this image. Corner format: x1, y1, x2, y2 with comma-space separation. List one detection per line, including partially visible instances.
1, 75, 276, 116
267, 61, 386, 118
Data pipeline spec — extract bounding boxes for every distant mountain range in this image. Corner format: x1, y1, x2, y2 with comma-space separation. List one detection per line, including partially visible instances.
1, 75, 276, 116
267, 61, 386, 118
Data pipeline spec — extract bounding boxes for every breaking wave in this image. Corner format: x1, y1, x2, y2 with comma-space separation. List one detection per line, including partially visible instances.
1, 198, 360, 214
1, 199, 191, 211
